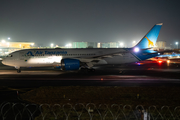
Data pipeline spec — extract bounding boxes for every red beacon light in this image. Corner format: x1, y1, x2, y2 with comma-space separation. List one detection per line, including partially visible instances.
158, 60, 162, 63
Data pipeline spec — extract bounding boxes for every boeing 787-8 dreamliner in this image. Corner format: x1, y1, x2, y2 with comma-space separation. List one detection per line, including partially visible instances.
2, 23, 163, 73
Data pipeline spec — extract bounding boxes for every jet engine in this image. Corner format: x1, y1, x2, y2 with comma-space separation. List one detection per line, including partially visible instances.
61, 59, 80, 70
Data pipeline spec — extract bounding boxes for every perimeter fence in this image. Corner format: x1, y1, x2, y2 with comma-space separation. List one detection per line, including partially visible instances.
0, 102, 180, 120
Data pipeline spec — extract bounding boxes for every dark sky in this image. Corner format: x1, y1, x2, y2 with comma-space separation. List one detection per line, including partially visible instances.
0, 0, 180, 47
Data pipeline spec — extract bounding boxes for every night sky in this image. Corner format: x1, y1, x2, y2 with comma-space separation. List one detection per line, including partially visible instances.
0, 0, 180, 47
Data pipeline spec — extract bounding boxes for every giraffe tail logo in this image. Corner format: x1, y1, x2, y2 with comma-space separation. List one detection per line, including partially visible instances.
145, 37, 154, 48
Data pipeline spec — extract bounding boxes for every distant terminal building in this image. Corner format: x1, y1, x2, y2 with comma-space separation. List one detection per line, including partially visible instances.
110, 42, 119, 48
101, 43, 110, 48
156, 41, 166, 48
101, 42, 123, 48
153, 41, 167, 51
0, 42, 34, 49
72, 42, 97, 48
0, 42, 34, 56
72, 42, 124, 48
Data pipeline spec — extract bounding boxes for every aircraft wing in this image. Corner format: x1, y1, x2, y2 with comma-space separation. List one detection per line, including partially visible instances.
74, 51, 130, 68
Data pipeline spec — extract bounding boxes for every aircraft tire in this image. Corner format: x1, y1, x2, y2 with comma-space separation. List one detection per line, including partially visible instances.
90, 69, 95, 72
17, 69, 21, 73
119, 70, 125, 74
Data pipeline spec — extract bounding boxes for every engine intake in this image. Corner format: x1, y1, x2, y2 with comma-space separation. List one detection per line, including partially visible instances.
61, 59, 80, 70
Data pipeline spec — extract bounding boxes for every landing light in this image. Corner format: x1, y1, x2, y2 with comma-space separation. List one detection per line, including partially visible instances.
134, 47, 139, 52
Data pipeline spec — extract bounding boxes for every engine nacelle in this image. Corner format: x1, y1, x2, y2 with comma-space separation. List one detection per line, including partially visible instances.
61, 59, 80, 70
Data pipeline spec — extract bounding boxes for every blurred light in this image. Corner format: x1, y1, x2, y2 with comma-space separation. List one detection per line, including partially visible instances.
51, 43, 54, 48
133, 41, 136, 43
56, 45, 59, 47
97, 43, 101, 48
65, 43, 72, 48
120, 42, 124, 46
31, 43, 34, 46
7, 42, 10, 47
8, 37, 10, 40
167, 60, 170, 66
19, 44, 21, 47
1, 40, 6, 43
176, 42, 179, 49
137, 62, 143, 65
134, 47, 139, 52
158, 60, 162, 63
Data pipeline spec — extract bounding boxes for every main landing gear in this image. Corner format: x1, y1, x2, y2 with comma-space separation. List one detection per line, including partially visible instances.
119, 70, 126, 74
88, 68, 95, 72
17, 69, 21, 73
79, 68, 96, 73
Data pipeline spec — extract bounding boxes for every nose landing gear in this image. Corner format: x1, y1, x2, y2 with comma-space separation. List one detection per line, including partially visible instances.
15, 66, 21, 73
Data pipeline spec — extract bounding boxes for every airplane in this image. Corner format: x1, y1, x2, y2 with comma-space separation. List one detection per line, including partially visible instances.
2, 23, 163, 73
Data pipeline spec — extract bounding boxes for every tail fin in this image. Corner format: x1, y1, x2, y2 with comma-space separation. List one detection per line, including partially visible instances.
134, 23, 163, 49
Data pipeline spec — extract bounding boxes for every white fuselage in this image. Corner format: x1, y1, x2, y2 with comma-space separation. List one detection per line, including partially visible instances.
2, 48, 138, 68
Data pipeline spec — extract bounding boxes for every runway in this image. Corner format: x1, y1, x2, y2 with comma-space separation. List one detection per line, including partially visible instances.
0, 61, 180, 87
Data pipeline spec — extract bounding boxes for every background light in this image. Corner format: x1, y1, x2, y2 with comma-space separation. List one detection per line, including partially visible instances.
65, 43, 72, 48
175, 42, 179, 49
120, 42, 124, 47
1, 40, 6, 43
7, 42, 10, 47
51, 43, 54, 48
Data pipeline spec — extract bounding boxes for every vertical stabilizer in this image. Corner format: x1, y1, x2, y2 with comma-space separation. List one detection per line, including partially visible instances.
134, 23, 163, 49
